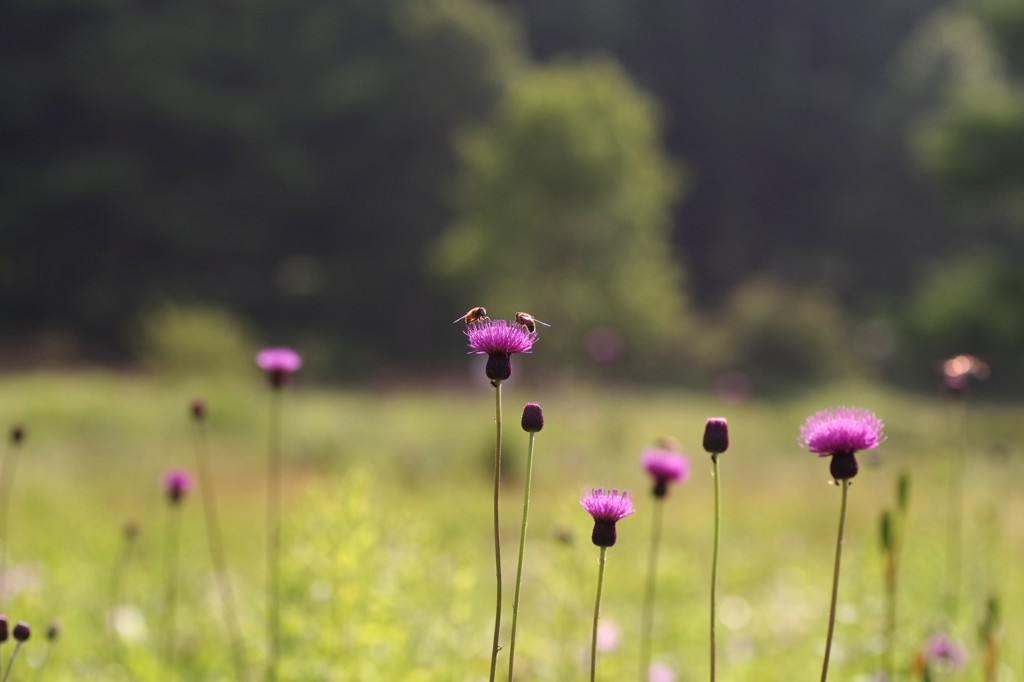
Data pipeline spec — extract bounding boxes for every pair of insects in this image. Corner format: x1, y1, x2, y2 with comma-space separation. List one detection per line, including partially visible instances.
452, 307, 550, 334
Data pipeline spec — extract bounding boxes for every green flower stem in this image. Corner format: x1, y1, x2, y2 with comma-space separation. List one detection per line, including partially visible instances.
489, 381, 504, 682
946, 401, 966, 621
109, 525, 139, 656
507, 430, 536, 682
590, 546, 608, 682
821, 479, 850, 682
710, 452, 721, 682
266, 389, 283, 682
1, 641, 23, 682
163, 502, 183, 677
0, 438, 23, 607
193, 418, 249, 682
640, 497, 665, 682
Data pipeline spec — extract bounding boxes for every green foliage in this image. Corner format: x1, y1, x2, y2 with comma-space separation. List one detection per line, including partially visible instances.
913, 0, 1024, 228
976, 0, 1024, 74
0, 0, 521, 367
434, 58, 690, 371
902, 253, 1024, 384
698, 276, 857, 388
919, 90, 1024, 200
134, 304, 254, 378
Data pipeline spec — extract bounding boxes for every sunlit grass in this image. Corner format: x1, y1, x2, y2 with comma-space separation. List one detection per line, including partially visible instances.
0, 371, 1020, 680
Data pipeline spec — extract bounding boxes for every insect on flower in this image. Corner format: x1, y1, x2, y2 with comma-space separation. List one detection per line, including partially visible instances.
453, 306, 489, 326
514, 311, 550, 334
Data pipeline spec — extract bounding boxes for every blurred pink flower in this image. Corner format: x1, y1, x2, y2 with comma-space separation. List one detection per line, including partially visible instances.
256, 347, 302, 387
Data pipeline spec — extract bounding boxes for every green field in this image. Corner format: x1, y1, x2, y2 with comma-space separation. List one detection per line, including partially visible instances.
0, 371, 1020, 681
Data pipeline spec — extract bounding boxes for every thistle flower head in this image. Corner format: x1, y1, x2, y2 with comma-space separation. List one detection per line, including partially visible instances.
12, 622, 29, 642
466, 319, 537, 355
465, 319, 537, 383
163, 469, 193, 504
0, 615, 8, 642
800, 407, 884, 456
256, 347, 303, 387
642, 449, 689, 498
800, 407, 883, 481
925, 634, 967, 671
46, 621, 59, 641
580, 488, 635, 547
190, 398, 206, 421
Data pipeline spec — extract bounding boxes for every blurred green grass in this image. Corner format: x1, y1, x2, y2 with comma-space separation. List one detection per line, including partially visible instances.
0, 371, 1021, 680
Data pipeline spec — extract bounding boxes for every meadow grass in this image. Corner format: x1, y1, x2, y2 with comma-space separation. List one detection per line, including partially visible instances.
0, 370, 1021, 680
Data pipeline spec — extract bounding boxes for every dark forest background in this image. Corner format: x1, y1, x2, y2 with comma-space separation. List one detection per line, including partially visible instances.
2, 0, 1023, 390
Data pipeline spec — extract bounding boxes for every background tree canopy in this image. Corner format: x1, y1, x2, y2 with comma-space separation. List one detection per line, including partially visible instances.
2, 0, 1023, 388
433, 59, 690, 377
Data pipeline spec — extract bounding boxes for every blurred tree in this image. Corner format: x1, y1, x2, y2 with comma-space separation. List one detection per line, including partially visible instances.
915, 0, 1024, 226
900, 252, 1024, 387
433, 59, 691, 375
494, 0, 961, 306
0, 0, 520, 372
696, 275, 857, 390
898, 0, 1024, 387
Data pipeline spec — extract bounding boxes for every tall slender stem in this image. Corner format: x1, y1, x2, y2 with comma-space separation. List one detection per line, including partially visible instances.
640, 498, 665, 681
590, 546, 608, 682
193, 418, 249, 681
710, 453, 721, 682
1, 641, 23, 682
488, 382, 504, 682
266, 389, 283, 682
946, 401, 966, 622
109, 524, 139, 656
163, 503, 183, 679
0, 439, 22, 607
820, 479, 850, 682
507, 430, 536, 681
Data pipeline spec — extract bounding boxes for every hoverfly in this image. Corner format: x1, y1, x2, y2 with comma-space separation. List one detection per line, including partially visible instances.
453, 306, 489, 326
514, 311, 550, 334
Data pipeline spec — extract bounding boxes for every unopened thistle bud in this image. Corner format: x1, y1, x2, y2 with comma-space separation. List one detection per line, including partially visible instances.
9, 425, 25, 445
123, 520, 140, 540
521, 403, 544, 433
46, 621, 59, 641
0, 615, 8, 642
703, 418, 729, 455
190, 399, 206, 421
12, 622, 30, 642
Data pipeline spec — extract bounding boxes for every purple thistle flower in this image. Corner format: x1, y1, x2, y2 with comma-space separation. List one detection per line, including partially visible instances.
256, 347, 303, 388
799, 407, 885, 481
163, 470, 193, 504
642, 449, 689, 499
580, 488, 636, 547
0, 615, 8, 642
925, 634, 967, 671
465, 319, 537, 383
